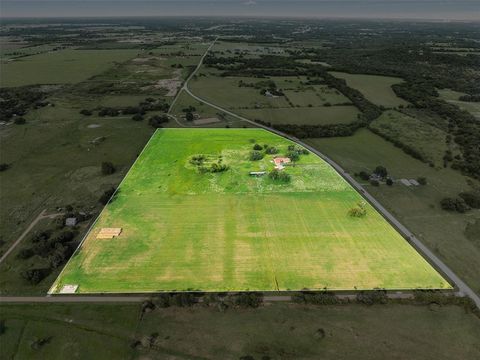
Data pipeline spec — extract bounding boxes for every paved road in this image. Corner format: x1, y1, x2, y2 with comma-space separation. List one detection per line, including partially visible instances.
0, 209, 64, 265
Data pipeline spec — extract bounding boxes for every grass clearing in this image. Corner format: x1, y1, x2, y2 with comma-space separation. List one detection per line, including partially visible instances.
369, 110, 449, 165
305, 129, 480, 293
329, 71, 409, 108
239, 106, 359, 125
438, 89, 480, 119
1, 302, 479, 360
0, 49, 139, 87
51, 128, 448, 293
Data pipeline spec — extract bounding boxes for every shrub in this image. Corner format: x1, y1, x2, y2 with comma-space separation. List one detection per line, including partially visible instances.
101, 161, 116, 175
268, 169, 291, 182
459, 191, 480, 209
0, 163, 10, 172
253, 143, 263, 151
440, 197, 469, 213
21, 268, 51, 285
370, 179, 379, 186
386, 178, 393, 186
373, 165, 388, 178
249, 150, 264, 161
131, 114, 144, 121
417, 177, 427, 185
356, 290, 388, 305
14, 117, 26, 125
265, 146, 278, 154
348, 202, 367, 217
148, 114, 169, 128
99, 187, 116, 205
358, 171, 370, 181
79, 109, 92, 116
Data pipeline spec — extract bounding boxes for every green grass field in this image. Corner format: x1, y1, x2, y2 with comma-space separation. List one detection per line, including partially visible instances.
50, 128, 449, 293
2, 302, 479, 360
329, 72, 409, 108
438, 89, 480, 119
305, 129, 480, 293
0, 49, 139, 87
369, 110, 449, 165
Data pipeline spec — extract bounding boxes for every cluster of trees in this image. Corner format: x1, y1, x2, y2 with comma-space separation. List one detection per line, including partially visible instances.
441, 191, 480, 213
263, 120, 365, 139
20, 229, 77, 284
92, 98, 170, 119
268, 169, 291, 183
356, 290, 388, 305
459, 94, 480, 102
190, 154, 228, 173
249, 150, 264, 161
348, 202, 367, 218
440, 197, 470, 213
148, 114, 169, 128
292, 291, 341, 305
394, 83, 480, 180
0, 87, 46, 122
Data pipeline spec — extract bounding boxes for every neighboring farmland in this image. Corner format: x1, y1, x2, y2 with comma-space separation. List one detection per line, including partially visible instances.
51, 128, 449, 294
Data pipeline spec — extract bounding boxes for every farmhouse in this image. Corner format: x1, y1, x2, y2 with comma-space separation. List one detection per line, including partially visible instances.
273, 157, 291, 170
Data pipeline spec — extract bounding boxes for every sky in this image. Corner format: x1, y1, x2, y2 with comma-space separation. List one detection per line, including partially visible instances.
1, 0, 479, 20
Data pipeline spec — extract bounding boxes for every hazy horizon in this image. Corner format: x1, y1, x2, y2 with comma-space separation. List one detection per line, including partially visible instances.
1, 0, 479, 21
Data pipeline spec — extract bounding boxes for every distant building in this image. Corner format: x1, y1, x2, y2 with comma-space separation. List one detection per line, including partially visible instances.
65, 217, 77, 227
409, 179, 420, 186
273, 157, 291, 170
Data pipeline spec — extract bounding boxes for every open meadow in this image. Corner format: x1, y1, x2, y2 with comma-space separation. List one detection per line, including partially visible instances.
329, 72, 409, 108
306, 129, 480, 293
51, 128, 449, 293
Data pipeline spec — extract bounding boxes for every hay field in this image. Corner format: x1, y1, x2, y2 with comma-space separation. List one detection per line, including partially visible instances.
329, 72, 409, 108
0, 49, 138, 87
51, 128, 449, 293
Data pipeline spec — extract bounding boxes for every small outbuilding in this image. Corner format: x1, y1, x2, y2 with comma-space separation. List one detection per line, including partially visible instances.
97, 227, 123, 239
249, 171, 266, 177
65, 217, 77, 227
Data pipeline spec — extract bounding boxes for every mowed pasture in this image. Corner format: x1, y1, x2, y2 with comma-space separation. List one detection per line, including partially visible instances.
329, 72, 409, 108
239, 106, 359, 125
305, 129, 480, 292
0, 49, 139, 87
51, 128, 449, 293
370, 110, 449, 165
190, 73, 360, 125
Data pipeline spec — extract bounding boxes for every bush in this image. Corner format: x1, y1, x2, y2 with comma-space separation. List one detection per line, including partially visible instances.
21, 268, 51, 285
131, 114, 144, 121
370, 179, 379, 186
79, 109, 92, 116
0, 163, 10, 172
459, 191, 480, 209
185, 111, 194, 122
358, 171, 370, 181
265, 146, 278, 154
373, 165, 388, 178
348, 202, 367, 217
99, 187, 116, 205
148, 114, 169, 128
440, 197, 470, 213
249, 150, 264, 161
253, 143, 263, 151
232, 293, 263, 308
386, 178, 393, 186
14, 117, 26, 125
417, 177, 427, 185
268, 169, 291, 182
356, 290, 388, 305
101, 161, 116, 175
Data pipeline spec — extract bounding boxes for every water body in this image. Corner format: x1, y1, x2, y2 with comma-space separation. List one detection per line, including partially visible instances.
2, 1, 479, 21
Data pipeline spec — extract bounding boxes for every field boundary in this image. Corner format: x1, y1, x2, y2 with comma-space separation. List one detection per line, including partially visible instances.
48, 129, 158, 294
